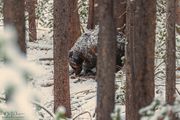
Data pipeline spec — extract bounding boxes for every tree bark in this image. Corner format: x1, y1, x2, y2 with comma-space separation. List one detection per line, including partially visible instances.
96, 0, 116, 120
68, 0, 81, 49
26, 0, 37, 42
53, 0, 71, 117
88, 0, 126, 33
176, 0, 180, 25
87, 0, 95, 29
176, 0, 180, 34
94, 0, 99, 26
113, 0, 126, 33
166, 0, 176, 105
125, 0, 156, 120
3, 0, 26, 54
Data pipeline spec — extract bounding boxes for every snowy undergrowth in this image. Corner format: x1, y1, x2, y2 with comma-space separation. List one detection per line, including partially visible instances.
0, 27, 46, 120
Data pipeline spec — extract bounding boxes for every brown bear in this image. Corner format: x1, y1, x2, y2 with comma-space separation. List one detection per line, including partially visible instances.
69, 26, 125, 75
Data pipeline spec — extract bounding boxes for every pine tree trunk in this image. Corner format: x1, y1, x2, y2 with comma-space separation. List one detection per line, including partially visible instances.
176, 0, 180, 25
166, 0, 176, 105
94, 0, 99, 26
125, 0, 156, 119
26, 0, 37, 42
88, 0, 126, 33
53, 0, 71, 117
3, 0, 26, 54
68, 0, 81, 49
87, 0, 95, 29
96, 0, 116, 120
113, 0, 126, 33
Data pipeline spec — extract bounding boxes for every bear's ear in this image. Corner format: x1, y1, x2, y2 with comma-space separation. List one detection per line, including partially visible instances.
69, 51, 73, 57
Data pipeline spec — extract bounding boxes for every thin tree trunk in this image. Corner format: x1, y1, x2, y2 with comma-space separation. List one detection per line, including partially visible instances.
166, 0, 176, 105
176, 0, 180, 25
113, 0, 126, 33
68, 0, 81, 49
3, 0, 26, 54
87, 0, 95, 29
26, 0, 37, 42
53, 0, 71, 117
94, 0, 99, 26
88, 0, 126, 33
125, 0, 156, 119
176, 0, 180, 34
96, 0, 116, 120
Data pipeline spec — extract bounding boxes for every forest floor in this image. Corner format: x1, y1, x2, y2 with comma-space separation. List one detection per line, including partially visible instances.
26, 29, 180, 120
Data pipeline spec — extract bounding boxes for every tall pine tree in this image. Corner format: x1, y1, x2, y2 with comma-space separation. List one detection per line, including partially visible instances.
53, 0, 71, 117
26, 0, 37, 42
96, 0, 116, 120
125, 0, 156, 119
166, 0, 176, 105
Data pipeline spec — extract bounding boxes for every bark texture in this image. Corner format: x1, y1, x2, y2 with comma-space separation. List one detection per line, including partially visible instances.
176, 0, 180, 26
87, 0, 95, 29
68, 0, 81, 49
26, 0, 37, 42
96, 0, 116, 120
114, 0, 126, 33
125, 0, 156, 120
166, 0, 176, 104
53, 0, 71, 117
3, 0, 26, 54
88, 0, 126, 33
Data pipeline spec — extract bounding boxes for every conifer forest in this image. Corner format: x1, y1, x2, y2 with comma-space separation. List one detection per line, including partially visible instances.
0, 0, 180, 120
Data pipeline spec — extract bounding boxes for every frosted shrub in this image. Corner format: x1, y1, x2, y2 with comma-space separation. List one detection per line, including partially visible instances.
0, 27, 68, 120
78, 0, 88, 27
0, 27, 43, 120
140, 98, 180, 120
111, 105, 122, 120
55, 106, 67, 120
